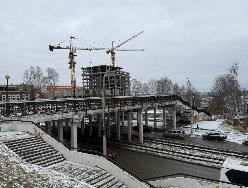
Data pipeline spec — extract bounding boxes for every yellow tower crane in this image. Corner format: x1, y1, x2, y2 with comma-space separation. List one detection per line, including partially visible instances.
106, 31, 144, 67
49, 36, 105, 97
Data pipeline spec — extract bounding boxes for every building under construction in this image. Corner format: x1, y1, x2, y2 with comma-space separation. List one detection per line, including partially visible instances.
81, 65, 130, 97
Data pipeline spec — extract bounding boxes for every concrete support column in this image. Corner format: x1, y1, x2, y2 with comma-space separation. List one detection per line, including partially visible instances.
46, 121, 52, 135
173, 106, 177, 130
154, 107, 157, 129
71, 116, 80, 151
81, 117, 85, 135
98, 114, 102, 138
145, 109, 148, 126
163, 107, 167, 130
117, 111, 121, 141
65, 119, 69, 132
107, 113, 111, 139
89, 115, 92, 137
122, 111, 125, 126
58, 120, 63, 142
138, 109, 143, 144
127, 111, 132, 142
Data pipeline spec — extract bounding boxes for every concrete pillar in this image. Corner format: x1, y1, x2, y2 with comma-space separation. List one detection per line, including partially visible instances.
173, 106, 177, 130
89, 115, 92, 137
58, 120, 63, 142
117, 111, 121, 141
138, 109, 143, 144
98, 114, 101, 138
46, 121, 52, 134
81, 117, 85, 135
71, 116, 80, 151
154, 107, 157, 129
145, 109, 148, 126
107, 113, 111, 139
127, 111, 132, 142
163, 107, 167, 130
122, 111, 125, 126
65, 118, 69, 132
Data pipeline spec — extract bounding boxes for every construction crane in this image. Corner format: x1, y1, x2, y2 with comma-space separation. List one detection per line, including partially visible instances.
49, 36, 105, 97
106, 31, 144, 67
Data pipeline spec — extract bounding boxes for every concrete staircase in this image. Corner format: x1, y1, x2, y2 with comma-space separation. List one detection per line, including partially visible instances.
3, 135, 129, 187
51, 161, 128, 188
3, 136, 66, 167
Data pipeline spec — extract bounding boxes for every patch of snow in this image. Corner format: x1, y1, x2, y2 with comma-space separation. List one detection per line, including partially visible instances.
0, 131, 32, 141
149, 177, 219, 188
184, 120, 248, 144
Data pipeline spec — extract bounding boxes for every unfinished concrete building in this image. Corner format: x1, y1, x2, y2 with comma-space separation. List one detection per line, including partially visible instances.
81, 65, 130, 97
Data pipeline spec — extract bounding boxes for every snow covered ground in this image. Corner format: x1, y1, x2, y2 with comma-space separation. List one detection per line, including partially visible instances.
0, 142, 93, 188
183, 119, 248, 144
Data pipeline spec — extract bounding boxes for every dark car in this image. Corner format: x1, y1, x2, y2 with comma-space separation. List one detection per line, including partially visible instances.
163, 129, 185, 139
202, 131, 227, 141
242, 139, 248, 145
133, 125, 152, 132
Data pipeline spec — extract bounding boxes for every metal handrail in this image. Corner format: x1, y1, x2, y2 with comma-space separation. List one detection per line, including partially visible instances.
143, 173, 244, 187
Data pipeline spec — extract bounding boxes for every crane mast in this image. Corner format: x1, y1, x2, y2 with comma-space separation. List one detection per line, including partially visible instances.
106, 31, 144, 67
49, 36, 105, 97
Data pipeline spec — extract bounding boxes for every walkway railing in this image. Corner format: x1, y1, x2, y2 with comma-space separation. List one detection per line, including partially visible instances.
144, 173, 245, 188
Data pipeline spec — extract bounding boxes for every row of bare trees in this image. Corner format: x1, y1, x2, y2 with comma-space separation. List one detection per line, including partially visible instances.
23, 66, 59, 95
208, 63, 247, 119
131, 77, 201, 107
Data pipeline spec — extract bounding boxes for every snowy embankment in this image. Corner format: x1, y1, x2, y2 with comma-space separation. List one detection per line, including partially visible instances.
184, 119, 248, 144
0, 142, 92, 188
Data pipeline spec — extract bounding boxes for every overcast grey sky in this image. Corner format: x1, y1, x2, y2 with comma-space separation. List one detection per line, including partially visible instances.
1, 0, 248, 92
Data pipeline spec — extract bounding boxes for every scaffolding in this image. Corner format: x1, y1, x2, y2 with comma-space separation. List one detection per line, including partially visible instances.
81, 65, 130, 97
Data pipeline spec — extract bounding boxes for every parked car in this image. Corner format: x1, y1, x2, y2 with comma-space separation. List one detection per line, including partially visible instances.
242, 139, 248, 145
202, 131, 227, 141
133, 125, 152, 132
163, 129, 185, 139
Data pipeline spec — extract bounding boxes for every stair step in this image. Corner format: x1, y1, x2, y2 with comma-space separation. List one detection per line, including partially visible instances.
94, 175, 115, 188
7, 140, 46, 150
18, 146, 54, 157
90, 173, 112, 186
86, 171, 108, 184
32, 154, 65, 166
103, 179, 120, 188
42, 157, 66, 167
24, 150, 58, 161
3, 136, 36, 144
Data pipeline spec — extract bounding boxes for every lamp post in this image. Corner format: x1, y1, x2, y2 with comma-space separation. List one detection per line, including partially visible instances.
20, 89, 23, 101
102, 70, 116, 156
5, 75, 10, 117
187, 77, 194, 134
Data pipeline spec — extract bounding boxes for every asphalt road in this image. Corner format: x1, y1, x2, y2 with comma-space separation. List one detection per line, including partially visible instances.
115, 125, 248, 153
113, 148, 220, 180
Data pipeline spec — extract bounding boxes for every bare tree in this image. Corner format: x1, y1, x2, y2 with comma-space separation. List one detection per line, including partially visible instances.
131, 79, 142, 96
209, 63, 241, 119
23, 66, 59, 97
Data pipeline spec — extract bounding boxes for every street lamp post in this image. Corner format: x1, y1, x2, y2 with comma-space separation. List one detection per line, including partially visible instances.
5, 75, 10, 117
102, 70, 116, 156
187, 77, 194, 134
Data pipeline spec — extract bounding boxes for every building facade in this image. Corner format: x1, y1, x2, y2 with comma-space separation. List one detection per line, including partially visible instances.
81, 65, 130, 97
0, 84, 35, 102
